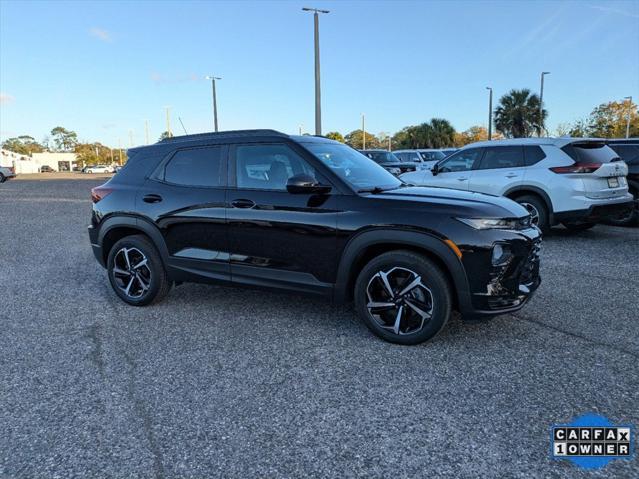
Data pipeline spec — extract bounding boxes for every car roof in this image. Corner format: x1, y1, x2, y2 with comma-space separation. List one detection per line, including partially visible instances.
129, 129, 338, 154
360, 149, 390, 153
460, 137, 612, 149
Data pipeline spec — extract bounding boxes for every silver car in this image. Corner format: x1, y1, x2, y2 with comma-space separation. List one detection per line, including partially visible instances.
0, 165, 16, 183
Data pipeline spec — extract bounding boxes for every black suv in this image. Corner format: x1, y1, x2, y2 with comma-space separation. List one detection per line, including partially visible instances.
607, 138, 639, 226
89, 130, 541, 345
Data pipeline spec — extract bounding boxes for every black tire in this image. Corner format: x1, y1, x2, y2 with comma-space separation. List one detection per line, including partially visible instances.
354, 250, 452, 345
606, 193, 638, 227
106, 234, 171, 306
514, 194, 549, 233
562, 222, 596, 232
0, 173, 5, 183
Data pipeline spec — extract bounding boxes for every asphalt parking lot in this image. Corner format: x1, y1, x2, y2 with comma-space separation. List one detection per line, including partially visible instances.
1, 179, 638, 478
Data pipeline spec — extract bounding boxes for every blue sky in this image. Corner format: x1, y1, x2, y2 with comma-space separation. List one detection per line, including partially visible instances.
1, 0, 638, 148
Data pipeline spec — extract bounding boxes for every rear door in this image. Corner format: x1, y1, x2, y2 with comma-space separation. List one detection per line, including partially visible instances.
136, 144, 230, 281
468, 146, 525, 195
431, 148, 483, 190
561, 142, 629, 200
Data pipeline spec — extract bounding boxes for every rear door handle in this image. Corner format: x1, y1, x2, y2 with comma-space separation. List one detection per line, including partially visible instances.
457, 177, 468, 181
143, 194, 162, 203
505, 173, 518, 178
231, 199, 256, 209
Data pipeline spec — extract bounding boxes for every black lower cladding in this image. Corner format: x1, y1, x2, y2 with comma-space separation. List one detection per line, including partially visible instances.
554, 200, 634, 223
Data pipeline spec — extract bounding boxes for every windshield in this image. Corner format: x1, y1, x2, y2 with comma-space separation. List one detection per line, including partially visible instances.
304, 143, 402, 191
420, 151, 446, 161
362, 151, 400, 164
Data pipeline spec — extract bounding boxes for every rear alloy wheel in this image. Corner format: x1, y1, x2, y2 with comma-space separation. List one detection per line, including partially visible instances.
355, 250, 451, 345
515, 195, 549, 233
107, 235, 171, 306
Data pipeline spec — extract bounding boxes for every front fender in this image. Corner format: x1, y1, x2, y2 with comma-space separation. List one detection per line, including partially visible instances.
333, 228, 472, 312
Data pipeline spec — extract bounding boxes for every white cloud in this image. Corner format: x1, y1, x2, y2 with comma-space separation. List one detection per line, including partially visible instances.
590, 4, 639, 19
89, 27, 112, 42
0, 92, 14, 105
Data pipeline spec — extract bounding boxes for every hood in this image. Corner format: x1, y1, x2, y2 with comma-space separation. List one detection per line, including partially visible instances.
374, 186, 529, 218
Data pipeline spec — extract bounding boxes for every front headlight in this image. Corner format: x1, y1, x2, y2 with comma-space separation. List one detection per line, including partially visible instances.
456, 217, 521, 230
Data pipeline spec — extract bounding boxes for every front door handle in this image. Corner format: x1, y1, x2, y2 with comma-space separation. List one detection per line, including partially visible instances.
143, 194, 163, 203
231, 199, 256, 209
457, 177, 468, 181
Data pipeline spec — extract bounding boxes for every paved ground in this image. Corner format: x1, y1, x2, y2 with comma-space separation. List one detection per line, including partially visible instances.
1, 179, 638, 478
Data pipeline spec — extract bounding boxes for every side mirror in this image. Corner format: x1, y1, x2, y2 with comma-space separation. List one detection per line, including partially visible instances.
286, 173, 332, 194
431, 163, 440, 176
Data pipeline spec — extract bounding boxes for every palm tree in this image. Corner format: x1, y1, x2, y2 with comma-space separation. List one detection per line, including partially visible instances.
494, 89, 547, 138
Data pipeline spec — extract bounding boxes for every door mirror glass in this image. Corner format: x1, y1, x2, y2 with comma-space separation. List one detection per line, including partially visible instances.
286, 173, 331, 194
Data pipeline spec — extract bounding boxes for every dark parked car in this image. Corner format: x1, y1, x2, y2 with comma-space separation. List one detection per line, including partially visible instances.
607, 138, 639, 226
39, 165, 53, 173
359, 149, 416, 175
89, 130, 541, 345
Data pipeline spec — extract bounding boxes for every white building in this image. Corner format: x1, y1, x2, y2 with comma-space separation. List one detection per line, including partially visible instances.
0, 150, 78, 173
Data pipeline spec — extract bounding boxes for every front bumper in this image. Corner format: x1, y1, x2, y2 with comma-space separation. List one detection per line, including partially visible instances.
554, 199, 635, 224
456, 227, 542, 318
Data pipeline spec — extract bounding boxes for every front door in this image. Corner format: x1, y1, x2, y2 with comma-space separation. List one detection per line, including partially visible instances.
433, 148, 483, 190
227, 142, 339, 296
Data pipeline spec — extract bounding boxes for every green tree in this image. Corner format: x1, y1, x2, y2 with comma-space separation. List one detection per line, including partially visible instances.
50, 126, 78, 151
344, 129, 380, 149
391, 119, 456, 149
75, 142, 114, 167
494, 89, 546, 138
158, 131, 172, 141
586, 100, 639, 138
1, 135, 46, 155
325, 131, 344, 142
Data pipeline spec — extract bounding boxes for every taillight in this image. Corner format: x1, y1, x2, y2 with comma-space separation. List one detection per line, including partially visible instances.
550, 162, 601, 174
91, 185, 113, 203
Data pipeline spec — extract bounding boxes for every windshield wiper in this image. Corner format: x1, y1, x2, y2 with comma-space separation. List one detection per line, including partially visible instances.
357, 186, 399, 194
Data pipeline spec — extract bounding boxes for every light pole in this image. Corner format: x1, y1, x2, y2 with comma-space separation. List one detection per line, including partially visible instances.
361, 113, 366, 150
539, 71, 550, 137
165, 107, 172, 138
302, 7, 329, 136
145, 119, 150, 144
205, 75, 221, 132
624, 96, 632, 139
486, 87, 493, 141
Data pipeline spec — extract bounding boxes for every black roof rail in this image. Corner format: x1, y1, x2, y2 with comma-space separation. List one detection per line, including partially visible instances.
158, 129, 287, 144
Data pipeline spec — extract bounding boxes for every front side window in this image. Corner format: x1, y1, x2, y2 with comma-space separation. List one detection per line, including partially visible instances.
235, 144, 316, 190
304, 142, 401, 191
438, 148, 482, 173
478, 146, 524, 170
164, 146, 223, 187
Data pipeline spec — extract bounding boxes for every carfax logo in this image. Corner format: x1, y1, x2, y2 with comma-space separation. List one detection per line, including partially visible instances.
551, 413, 634, 470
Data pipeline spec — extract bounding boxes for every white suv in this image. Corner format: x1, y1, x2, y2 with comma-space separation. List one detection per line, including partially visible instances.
400, 138, 634, 232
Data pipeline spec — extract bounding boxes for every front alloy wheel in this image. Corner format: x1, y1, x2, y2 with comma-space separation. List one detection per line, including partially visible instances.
366, 267, 433, 335
355, 250, 451, 345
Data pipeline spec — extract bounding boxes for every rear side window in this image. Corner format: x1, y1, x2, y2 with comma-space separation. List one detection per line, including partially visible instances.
523, 146, 547, 166
609, 145, 639, 165
478, 146, 524, 170
562, 142, 619, 163
164, 146, 224, 187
